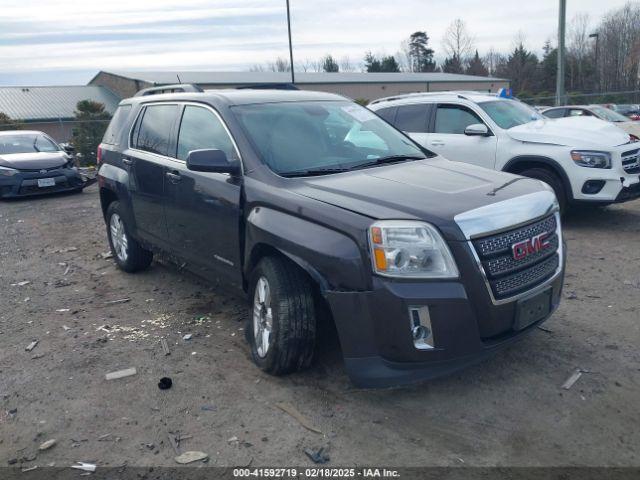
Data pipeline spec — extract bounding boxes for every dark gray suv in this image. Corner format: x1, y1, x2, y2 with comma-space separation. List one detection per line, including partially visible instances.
97, 85, 565, 387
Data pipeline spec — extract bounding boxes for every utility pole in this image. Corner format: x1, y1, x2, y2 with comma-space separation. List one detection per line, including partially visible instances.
556, 0, 566, 106
589, 32, 599, 92
286, 0, 295, 84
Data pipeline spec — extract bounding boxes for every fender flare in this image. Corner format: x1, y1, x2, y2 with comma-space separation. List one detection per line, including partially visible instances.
503, 155, 573, 198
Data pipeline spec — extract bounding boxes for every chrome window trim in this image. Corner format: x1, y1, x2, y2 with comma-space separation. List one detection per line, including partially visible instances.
126, 100, 244, 174
466, 212, 563, 306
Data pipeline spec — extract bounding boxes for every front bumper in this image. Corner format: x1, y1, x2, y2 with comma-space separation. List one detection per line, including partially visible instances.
326, 241, 565, 388
0, 167, 85, 198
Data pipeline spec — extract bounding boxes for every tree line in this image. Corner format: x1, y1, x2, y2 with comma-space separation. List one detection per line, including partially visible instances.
253, 2, 640, 104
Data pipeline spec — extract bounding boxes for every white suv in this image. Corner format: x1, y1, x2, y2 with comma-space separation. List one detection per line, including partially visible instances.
368, 92, 640, 211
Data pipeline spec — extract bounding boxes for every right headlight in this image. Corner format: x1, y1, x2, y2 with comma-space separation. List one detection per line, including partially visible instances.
369, 220, 458, 278
0, 166, 19, 177
570, 150, 611, 169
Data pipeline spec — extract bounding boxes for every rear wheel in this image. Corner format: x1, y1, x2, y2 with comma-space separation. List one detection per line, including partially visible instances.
105, 201, 153, 273
247, 256, 316, 375
519, 167, 568, 214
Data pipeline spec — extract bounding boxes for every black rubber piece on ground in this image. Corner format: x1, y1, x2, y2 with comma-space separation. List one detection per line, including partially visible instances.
105, 201, 153, 273
247, 256, 316, 376
158, 377, 172, 390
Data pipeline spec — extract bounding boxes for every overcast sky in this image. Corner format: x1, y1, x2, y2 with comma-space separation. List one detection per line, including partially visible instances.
0, 0, 633, 85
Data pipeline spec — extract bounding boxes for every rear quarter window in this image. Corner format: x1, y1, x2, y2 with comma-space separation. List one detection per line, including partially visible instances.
102, 105, 132, 145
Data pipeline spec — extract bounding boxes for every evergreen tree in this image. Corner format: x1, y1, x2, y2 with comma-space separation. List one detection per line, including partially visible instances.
408, 32, 436, 72
321, 54, 339, 72
465, 50, 489, 76
72, 100, 110, 166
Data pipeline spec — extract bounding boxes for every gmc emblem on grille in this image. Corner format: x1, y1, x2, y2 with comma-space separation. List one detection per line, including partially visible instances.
512, 232, 551, 260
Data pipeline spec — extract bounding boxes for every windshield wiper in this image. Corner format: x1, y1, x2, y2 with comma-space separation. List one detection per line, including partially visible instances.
351, 154, 425, 170
280, 167, 351, 178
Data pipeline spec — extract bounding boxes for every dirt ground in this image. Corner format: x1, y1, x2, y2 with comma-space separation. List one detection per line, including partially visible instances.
1, 184, 639, 470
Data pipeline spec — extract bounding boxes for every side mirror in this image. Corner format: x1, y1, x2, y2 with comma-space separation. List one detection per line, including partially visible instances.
186, 149, 240, 174
60, 143, 75, 154
464, 123, 490, 136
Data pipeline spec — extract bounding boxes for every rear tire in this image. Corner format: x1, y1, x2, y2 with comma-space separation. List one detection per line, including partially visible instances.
105, 201, 153, 273
247, 256, 316, 375
519, 167, 568, 214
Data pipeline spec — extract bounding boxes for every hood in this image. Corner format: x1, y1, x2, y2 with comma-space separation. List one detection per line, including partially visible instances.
507, 116, 630, 148
615, 121, 640, 138
0, 151, 68, 170
290, 157, 553, 241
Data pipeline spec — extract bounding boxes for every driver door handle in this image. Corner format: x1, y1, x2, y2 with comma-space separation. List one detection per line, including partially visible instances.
122, 157, 133, 165
430, 140, 445, 147
165, 171, 182, 183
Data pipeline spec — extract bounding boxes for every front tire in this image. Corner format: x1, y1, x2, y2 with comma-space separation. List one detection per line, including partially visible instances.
247, 257, 316, 375
105, 201, 153, 273
519, 167, 568, 214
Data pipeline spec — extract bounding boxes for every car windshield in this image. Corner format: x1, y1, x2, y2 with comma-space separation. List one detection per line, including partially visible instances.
0, 133, 60, 155
232, 101, 429, 176
591, 106, 630, 122
478, 100, 543, 129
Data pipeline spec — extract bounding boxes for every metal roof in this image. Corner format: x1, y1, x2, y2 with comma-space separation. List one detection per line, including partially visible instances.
94, 70, 506, 86
0, 86, 121, 121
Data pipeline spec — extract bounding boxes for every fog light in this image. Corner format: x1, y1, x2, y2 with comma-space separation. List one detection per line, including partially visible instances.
409, 306, 434, 350
582, 180, 606, 194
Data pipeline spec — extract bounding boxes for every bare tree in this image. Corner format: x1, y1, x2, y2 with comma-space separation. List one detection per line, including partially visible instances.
339, 55, 356, 72
567, 13, 592, 91
267, 57, 291, 72
442, 18, 475, 66
483, 48, 506, 77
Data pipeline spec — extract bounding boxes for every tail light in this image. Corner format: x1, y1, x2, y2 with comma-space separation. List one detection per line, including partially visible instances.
96, 144, 103, 165
630, 114, 640, 121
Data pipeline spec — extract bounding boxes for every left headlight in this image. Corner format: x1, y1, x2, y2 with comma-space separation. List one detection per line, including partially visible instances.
570, 150, 611, 169
0, 166, 19, 177
369, 220, 458, 278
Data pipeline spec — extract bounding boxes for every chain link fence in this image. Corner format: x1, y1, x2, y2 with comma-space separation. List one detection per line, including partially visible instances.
520, 89, 640, 107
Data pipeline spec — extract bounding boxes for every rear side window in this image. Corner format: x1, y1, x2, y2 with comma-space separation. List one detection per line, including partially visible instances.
395, 104, 429, 133
543, 108, 565, 119
375, 107, 397, 123
133, 104, 178, 156
434, 104, 483, 134
569, 109, 592, 117
176, 106, 238, 161
102, 105, 132, 145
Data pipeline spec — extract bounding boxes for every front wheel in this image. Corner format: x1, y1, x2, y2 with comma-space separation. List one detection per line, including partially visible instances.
519, 167, 568, 214
247, 257, 316, 375
105, 201, 153, 273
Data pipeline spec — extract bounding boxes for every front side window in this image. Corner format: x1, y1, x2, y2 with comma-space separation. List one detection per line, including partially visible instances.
176, 106, 238, 161
395, 104, 429, 133
0, 133, 59, 155
478, 100, 543, 129
591, 106, 630, 122
232, 101, 427, 176
435, 105, 483, 134
134, 104, 178, 156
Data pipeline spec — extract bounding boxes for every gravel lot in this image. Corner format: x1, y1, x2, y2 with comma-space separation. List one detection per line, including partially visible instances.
1, 184, 639, 470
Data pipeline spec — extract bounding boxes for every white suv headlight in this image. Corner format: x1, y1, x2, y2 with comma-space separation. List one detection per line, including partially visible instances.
0, 166, 19, 177
369, 220, 458, 278
570, 150, 611, 169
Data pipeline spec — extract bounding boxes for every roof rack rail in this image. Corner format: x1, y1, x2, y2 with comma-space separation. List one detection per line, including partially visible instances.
368, 90, 493, 105
135, 84, 204, 97
236, 83, 299, 90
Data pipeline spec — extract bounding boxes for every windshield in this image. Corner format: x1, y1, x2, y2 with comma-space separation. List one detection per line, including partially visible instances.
0, 133, 60, 155
478, 100, 543, 129
591, 106, 630, 122
232, 101, 428, 176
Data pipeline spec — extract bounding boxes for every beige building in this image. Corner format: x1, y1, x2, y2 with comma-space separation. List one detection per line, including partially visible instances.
90, 70, 509, 103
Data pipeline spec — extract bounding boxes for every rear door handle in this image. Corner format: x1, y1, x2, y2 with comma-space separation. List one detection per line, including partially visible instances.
122, 157, 133, 165
165, 171, 182, 183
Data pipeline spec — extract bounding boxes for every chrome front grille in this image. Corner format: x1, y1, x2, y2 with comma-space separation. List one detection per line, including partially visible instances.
472, 214, 560, 301
622, 148, 640, 174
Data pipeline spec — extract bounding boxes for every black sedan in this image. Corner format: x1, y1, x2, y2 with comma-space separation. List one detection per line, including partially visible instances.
0, 130, 86, 198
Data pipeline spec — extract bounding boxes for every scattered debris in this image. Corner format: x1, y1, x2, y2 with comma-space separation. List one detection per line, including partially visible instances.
58, 247, 78, 253
31, 353, 45, 360
182, 334, 193, 341
227, 436, 239, 444
71, 462, 96, 472
105, 367, 137, 381
562, 368, 584, 390
275, 402, 322, 434
174, 451, 208, 464
63, 265, 71, 276
304, 447, 330, 464
104, 298, 130, 306
566, 292, 578, 300
25, 340, 39, 352
160, 339, 170, 356
158, 377, 172, 390
11, 280, 30, 287
201, 405, 216, 411
144, 443, 155, 450
97, 434, 112, 441
21, 466, 38, 473
537, 325, 553, 333
167, 434, 180, 455
39, 439, 57, 451
62, 325, 72, 331
100, 251, 113, 259
56, 308, 70, 313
